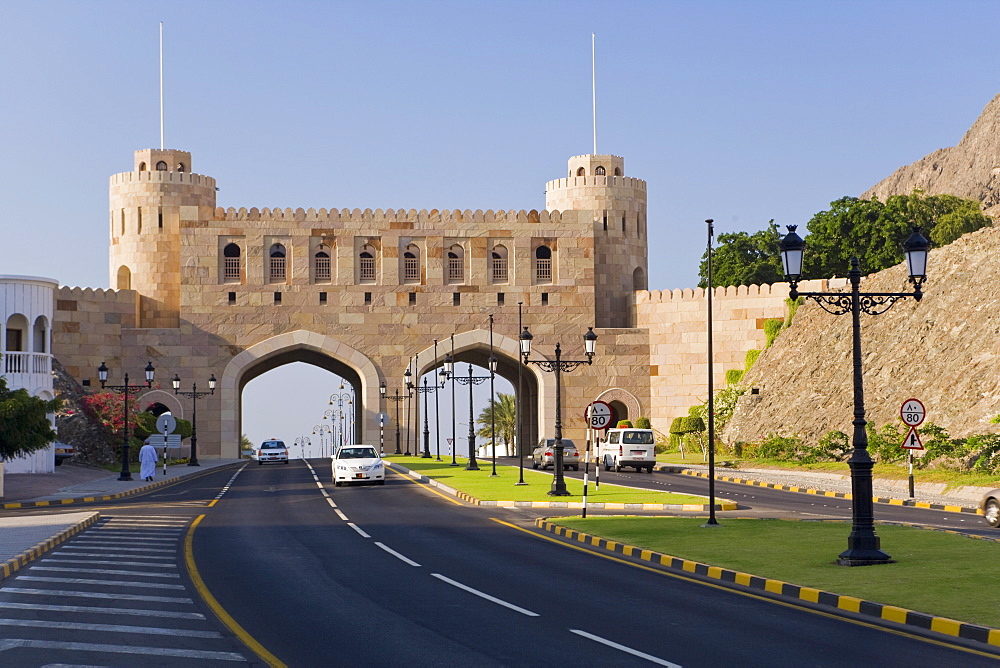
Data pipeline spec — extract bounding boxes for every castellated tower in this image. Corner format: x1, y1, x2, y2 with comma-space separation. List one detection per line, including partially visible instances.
545, 154, 648, 328
108, 149, 217, 328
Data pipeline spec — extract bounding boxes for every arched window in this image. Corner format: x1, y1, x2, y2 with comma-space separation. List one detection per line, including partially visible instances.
534, 245, 552, 284
403, 244, 420, 283
177, 163, 186, 172
595, 166, 606, 176
359, 244, 377, 284
156, 161, 168, 171
223, 243, 241, 282
632, 266, 646, 291
32, 316, 48, 354
491, 245, 509, 284
116, 265, 132, 290
447, 245, 464, 284
4, 314, 28, 374
314, 244, 331, 282
576, 167, 586, 176
138, 162, 147, 171
614, 167, 621, 176
269, 243, 287, 283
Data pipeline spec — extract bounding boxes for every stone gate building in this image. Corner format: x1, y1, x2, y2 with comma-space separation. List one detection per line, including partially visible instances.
47, 148, 795, 458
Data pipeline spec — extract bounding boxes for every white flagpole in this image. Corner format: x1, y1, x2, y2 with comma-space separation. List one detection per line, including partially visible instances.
159, 21, 164, 150
592, 32, 597, 156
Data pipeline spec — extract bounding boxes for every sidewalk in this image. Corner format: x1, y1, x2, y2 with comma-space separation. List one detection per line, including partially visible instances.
0, 459, 243, 580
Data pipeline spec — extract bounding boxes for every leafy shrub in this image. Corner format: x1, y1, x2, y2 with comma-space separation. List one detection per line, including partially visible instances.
743, 434, 802, 460
725, 369, 744, 386
972, 433, 1000, 474
866, 422, 906, 464
744, 349, 761, 370
763, 318, 784, 348
800, 430, 849, 463
616, 420, 633, 428
784, 296, 804, 327
635, 416, 651, 429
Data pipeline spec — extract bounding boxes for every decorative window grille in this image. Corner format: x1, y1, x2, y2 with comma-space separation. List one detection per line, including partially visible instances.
359, 253, 376, 283
535, 259, 552, 283
270, 257, 286, 282
448, 255, 464, 283
404, 254, 419, 282
491, 254, 508, 284
315, 253, 331, 282
224, 258, 240, 282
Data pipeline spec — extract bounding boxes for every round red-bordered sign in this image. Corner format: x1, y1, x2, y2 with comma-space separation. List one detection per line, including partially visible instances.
900, 398, 925, 427
585, 401, 613, 430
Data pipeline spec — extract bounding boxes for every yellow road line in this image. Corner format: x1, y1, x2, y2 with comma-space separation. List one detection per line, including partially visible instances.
386, 468, 464, 506
185, 515, 287, 668
489, 518, 1000, 660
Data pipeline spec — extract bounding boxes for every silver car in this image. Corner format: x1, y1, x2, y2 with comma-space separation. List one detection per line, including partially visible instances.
531, 438, 581, 471
981, 489, 1000, 527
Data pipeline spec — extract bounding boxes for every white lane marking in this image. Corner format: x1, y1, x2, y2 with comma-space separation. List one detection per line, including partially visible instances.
348, 523, 371, 538
0, 639, 246, 661
0, 601, 204, 619
334, 508, 349, 521
374, 542, 421, 567
0, 588, 191, 604
15, 576, 186, 590
28, 567, 179, 579
43, 559, 176, 568
326, 498, 338, 508
70, 536, 177, 543
431, 573, 539, 617
569, 629, 681, 667
0, 617, 220, 638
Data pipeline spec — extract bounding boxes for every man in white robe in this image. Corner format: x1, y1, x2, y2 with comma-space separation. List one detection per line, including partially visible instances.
139, 441, 158, 481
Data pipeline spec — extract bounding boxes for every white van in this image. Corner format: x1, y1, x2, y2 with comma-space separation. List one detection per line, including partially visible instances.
599, 428, 656, 473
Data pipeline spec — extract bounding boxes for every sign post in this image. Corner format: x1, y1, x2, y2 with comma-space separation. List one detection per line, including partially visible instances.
899, 399, 926, 499
156, 414, 176, 477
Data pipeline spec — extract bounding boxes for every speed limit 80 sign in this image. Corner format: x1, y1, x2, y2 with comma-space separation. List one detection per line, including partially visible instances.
900, 398, 926, 427
585, 401, 613, 430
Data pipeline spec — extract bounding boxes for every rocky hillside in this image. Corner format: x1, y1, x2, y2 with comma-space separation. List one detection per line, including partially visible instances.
53, 359, 116, 466
863, 93, 1000, 216
724, 223, 1000, 445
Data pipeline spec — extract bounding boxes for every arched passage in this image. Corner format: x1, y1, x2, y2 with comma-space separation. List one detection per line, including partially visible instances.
221, 331, 380, 458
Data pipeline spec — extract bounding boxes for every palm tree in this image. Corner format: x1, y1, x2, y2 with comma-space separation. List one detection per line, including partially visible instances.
476, 393, 517, 456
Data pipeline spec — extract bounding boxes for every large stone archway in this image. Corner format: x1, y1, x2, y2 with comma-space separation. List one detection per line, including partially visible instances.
220, 330, 380, 458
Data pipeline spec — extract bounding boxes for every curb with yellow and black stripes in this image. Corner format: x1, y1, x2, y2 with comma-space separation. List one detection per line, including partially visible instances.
1, 512, 101, 581
387, 462, 738, 511
535, 517, 1000, 647
659, 466, 981, 516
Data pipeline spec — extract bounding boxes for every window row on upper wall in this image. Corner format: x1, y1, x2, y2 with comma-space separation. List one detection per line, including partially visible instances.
572, 165, 622, 177
217, 240, 557, 286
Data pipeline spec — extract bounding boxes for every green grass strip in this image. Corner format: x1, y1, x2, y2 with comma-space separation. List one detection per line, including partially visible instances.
385, 455, 709, 505
553, 516, 1000, 627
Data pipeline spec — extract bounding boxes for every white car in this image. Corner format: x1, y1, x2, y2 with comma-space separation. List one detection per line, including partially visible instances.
332, 445, 385, 486
256, 439, 289, 465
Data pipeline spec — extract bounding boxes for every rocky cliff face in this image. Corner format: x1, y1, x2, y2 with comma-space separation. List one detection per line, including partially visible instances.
724, 224, 1000, 445
863, 94, 1000, 216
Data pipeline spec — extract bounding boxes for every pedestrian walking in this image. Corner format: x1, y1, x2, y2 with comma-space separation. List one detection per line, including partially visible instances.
139, 440, 157, 481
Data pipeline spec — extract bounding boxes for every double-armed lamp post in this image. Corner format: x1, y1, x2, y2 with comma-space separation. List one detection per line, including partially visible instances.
778, 225, 930, 566
172, 373, 216, 466
407, 365, 446, 459
454, 363, 493, 471
98, 361, 155, 481
519, 326, 597, 496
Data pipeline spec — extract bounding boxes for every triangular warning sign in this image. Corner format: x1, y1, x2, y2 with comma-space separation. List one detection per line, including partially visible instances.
901, 426, 924, 450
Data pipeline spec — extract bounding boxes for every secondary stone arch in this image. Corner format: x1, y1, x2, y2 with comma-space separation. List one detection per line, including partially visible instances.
219, 330, 380, 458
595, 388, 642, 425
411, 329, 543, 453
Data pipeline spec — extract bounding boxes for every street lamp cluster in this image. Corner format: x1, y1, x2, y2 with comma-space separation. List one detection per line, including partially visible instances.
97, 361, 215, 481
778, 224, 930, 566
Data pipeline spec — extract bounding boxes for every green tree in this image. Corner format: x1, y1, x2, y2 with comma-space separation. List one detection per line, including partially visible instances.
802, 192, 990, 278
699, 220, 784, 288
0, 377, 61, 460
476, 393, 516, 455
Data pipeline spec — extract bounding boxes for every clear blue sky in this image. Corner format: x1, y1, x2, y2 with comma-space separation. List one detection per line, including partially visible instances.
3, 0, 997, 448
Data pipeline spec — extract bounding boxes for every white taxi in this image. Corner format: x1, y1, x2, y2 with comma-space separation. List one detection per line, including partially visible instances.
332, 445, 385, 486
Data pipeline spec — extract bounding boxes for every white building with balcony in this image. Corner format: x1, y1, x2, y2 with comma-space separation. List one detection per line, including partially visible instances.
1, 275, 57, 473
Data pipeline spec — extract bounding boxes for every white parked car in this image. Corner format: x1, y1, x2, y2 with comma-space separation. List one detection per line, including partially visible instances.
332, 445, 385, 486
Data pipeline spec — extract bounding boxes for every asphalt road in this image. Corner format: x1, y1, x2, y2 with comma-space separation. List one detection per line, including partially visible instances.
189, 460, 995, 666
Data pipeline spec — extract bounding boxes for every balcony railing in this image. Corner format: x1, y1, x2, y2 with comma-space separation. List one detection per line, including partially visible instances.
4, 352, 52, 376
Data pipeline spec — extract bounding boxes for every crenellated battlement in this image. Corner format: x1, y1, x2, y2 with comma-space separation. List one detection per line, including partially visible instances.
635, 278, 846, 304
56, 285, 135, 303
545, 175, 647, 192
212, 206, 580, 226
110, 171, 217, 188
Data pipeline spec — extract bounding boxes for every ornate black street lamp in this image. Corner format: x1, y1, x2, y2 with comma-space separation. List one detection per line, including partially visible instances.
455, 364, 492, 471
446, 334, 459, 466
171, 373, 216, 466
380, 380, 411, 455
519, 326, 598, 496
408, 364, 445, 459
98, 361, 155, 481
704, 219, 719, 527
313, 423, 332, 458
329, 384, 353, 449
778, 224, 930, 566
487, 314, 499, 477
